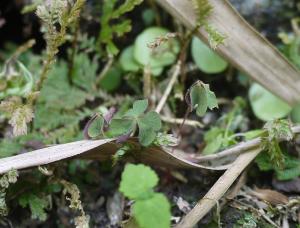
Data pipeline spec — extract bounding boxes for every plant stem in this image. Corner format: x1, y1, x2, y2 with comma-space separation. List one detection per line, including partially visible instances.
155, 60, 181, 113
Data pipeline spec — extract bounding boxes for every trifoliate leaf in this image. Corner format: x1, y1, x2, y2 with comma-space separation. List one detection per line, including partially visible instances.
106, 118, 135, 137
119, 46, 141, 72
191, 37, 228, 74
133, 193, 171, 228
119, 164, 158, 200
125, 99, 148, 117
133, 27, 180, 68
249, 83, 292, 121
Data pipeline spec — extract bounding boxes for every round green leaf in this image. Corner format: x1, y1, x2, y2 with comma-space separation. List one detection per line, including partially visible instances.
133, 193, 171, 228
191, 37, 228, 74
133, 27, 180, 68
291, 103, 300, 123
249, 83, 292, 121
99, 67, 122, 92
119, 164, 158, 200
119, 46, 141, 72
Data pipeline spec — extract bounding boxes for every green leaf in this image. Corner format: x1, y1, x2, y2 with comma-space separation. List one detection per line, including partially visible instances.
191, 84, 207, 116
189, 81, 218, 117
106, 118, 135, 137
138, 111, 161, 131
138, 123, 157, 147
243, 129, 265, 140
19, 194, 48, 221
119, 164, 158, 200
137, 111, 161, 146
133, 193, 171, 228
87, 115, 105, 138
291, 103, 300, 123
256, 152, 300, 181
111, 0, 143, 19
99, 67, 122, 92
72, 53, 98, 92
191, 37, 228, 74
289, 37, 300, 69
203, 84, 218, 109
203, 133, 223, 155
0, 139, 22, 158
249, 83, 292, 121
133, 27, 180, 68
39, 61, 87, 110
119, 46, 141, 72
125, 99, 149, 117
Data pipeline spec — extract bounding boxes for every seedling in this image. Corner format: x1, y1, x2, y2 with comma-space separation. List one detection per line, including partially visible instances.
84, 99, 162, 146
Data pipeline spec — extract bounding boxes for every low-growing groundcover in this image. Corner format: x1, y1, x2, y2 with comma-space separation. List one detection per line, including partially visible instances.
0, 0, 300, 227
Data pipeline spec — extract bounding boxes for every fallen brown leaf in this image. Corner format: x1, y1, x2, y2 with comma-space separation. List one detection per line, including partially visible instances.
250, 188, 289, 205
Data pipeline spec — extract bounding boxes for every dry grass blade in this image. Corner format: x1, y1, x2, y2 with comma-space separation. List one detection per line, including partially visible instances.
175, 147, 262, 228
156, 0, 300, 105
0, 138, 231, 175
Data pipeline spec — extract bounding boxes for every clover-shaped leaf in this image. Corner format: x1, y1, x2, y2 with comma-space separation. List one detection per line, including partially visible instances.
189, 81, 218, 117
125, 99, 148, 117
106, 118, 135, 137
137, 111, 162, 146
84, 99, 161, 146
84, 115, 105, 139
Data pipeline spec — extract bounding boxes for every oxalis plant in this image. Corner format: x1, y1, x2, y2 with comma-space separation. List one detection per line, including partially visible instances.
84, 99, 162, 147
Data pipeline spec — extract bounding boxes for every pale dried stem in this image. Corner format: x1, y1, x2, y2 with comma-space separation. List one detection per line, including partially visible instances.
155, 60, 181, 113
160, 115, 204, 128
